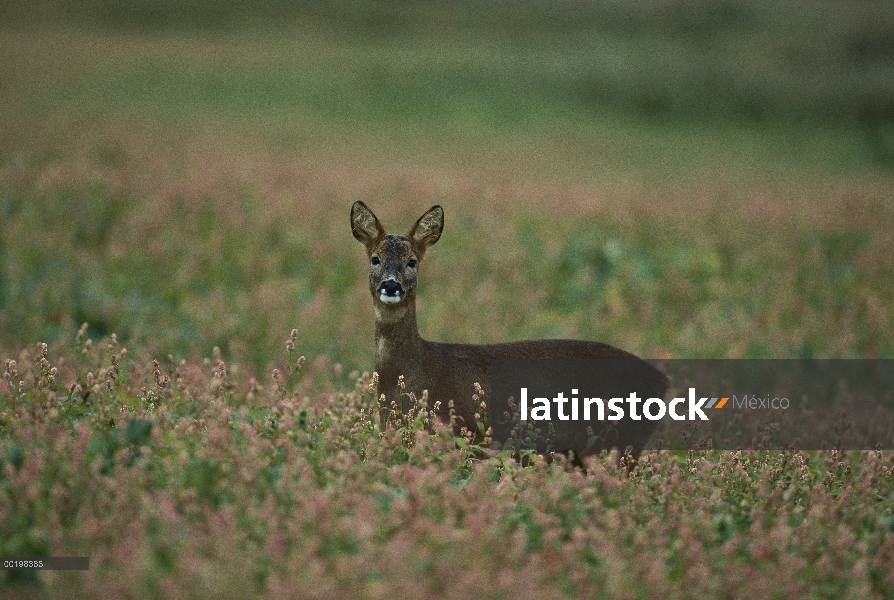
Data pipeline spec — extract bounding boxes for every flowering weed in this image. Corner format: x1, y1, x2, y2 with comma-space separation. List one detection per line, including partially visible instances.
0, 331, 892, 598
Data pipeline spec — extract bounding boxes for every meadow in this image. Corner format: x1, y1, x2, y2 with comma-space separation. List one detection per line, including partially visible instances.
1, 1, 893, 597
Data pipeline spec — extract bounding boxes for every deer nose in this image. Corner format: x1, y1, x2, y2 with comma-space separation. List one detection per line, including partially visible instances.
379, 280, 403, 297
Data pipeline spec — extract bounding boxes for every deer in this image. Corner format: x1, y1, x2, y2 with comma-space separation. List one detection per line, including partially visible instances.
351, 201, 669, 459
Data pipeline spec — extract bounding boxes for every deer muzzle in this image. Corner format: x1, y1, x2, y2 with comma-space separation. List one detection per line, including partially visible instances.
378, 279, 404, 304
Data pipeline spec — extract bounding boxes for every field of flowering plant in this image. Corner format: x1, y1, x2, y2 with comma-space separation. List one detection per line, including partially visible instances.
2, 330, 893, 599
2, 3, 894, 597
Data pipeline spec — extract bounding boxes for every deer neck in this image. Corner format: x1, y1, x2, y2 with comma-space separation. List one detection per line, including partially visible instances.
374, 301, 424, 371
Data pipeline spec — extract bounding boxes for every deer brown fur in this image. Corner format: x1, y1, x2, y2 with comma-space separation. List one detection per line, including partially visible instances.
351, 201, 668, 452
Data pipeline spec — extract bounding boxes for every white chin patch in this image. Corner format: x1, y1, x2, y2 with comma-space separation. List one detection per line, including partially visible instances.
379, 293, 401, 304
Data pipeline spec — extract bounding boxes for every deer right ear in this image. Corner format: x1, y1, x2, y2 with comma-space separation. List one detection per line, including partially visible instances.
408, 205, 444, 249
351, 201, 384, 246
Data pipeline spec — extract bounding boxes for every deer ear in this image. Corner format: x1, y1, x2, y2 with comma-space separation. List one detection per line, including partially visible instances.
408, 205, 443, 248
351, 201, 384, 246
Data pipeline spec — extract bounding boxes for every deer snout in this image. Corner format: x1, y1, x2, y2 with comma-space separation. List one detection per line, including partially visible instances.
378, 279, 404, 304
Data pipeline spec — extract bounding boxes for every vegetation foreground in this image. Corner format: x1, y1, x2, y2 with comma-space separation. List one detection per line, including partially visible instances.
0, 332, 892, 599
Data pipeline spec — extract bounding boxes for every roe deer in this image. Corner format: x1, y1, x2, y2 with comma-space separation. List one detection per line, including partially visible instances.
351, 201, 668, 455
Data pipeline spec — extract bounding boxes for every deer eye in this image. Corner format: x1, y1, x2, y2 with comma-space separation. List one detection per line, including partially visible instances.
370, 256, 381, 265
407, 259, 417, 268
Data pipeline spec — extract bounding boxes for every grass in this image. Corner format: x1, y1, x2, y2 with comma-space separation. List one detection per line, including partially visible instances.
1, 2, 893, 597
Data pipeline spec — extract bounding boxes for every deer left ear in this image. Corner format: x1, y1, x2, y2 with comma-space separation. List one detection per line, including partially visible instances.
409, 205, 443, 249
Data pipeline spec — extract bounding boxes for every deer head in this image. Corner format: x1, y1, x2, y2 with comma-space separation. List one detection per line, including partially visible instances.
351, 201, 443, 323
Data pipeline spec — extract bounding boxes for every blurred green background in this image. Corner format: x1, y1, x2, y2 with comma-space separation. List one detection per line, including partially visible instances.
1, 0, 892, 373
4, 0, 893, 166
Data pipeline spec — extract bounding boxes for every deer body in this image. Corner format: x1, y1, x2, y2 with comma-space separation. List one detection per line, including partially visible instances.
352, 202, 668, 444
